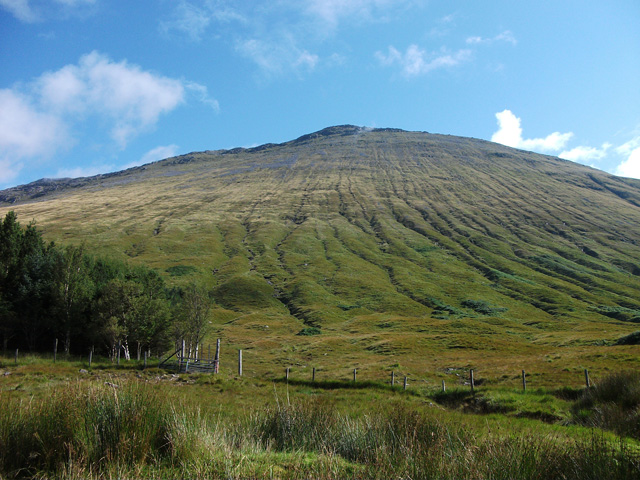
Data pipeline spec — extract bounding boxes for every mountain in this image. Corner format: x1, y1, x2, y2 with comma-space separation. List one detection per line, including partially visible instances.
2, 125, 639, 378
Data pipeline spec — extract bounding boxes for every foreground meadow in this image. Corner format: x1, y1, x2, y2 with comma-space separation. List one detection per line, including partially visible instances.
1, 355, 639, 479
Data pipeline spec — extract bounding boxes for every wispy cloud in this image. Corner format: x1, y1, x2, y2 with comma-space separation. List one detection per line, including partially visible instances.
491, 110, 573, 152
237, 36, 319, 77
0, 0, 95, 23
302, 0, 403, 30
162, 1, 413, 77
466, 30, 517, 46
0, 0, 38, 22
160, 1, 212, 41
376, 45, 471, 77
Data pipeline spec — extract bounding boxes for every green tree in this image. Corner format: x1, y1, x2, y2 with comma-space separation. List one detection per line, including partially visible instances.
174, 283, 213, 358
0, 212, 23, 350
13, 225, 56, 351
52, 244, 95, 354
93, 268, 171, 361
94, 278, 142, 360
0, 211, 22, 282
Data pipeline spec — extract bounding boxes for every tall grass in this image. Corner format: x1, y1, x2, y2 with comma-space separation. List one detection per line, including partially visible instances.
0, 380, 638, 478
0, 381, 216, 478
572, 370, 640, 440
253, 398, 640, 479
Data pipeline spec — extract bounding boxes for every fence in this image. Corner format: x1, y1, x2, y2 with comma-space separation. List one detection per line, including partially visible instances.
7, 338, 597, 392
159, 339, 222, 374
155, 338, 597, 392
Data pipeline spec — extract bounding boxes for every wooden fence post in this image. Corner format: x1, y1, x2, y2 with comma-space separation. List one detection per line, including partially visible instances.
470, 369, 475, 393
353, 368, 357, 382
14, 348, 18, 364
286, 367, 290, 381
312, 367, 316, 382
144, 351, 147, 369
522, 370, 527, 391
391, 371, 395, 386
403, 376, 408, 391
584, 369, 590, 388
54, 338, 58, 362
442, 380, 446, 392
117, 341, 121, 366
214, 338, 220, 374
89, 350, 93, 368
238, 350, 243, 376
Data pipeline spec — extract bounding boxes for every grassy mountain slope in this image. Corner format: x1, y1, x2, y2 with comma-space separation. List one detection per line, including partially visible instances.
2, 125, 639, 385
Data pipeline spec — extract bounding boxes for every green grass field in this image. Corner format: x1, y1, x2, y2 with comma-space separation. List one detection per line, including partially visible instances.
1, 354, 639, 479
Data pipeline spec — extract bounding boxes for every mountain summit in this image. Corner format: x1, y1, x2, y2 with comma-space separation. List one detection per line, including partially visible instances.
1, 126, 639, 370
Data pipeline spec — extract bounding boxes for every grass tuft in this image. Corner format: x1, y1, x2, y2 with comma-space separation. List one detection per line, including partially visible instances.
572, 370, 640, 440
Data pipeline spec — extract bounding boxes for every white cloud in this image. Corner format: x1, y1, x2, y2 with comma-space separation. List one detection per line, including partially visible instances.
491, 110, 573, 152
376, 45, 471, 77
559, 143, 611, 163
614, 137, 640, 179
0, 88, 69, 185
520, 132, 574, 152
0, 88, 69, 162
36, 51, 188, 147
38, 64, 87, 112
616, 137, 640, 157
466, 30, 517, 46
614, 148, 640, 179
0, 52, 216, 187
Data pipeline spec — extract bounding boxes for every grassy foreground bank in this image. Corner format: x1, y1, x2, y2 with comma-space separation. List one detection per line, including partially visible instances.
1, 365, 639, 479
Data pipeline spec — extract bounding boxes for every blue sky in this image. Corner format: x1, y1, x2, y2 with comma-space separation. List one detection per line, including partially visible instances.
1, 0, 639, 188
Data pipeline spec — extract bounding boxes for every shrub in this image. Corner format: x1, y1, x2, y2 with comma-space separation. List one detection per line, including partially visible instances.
461, 299, 508, 316
297, 327, 321, 336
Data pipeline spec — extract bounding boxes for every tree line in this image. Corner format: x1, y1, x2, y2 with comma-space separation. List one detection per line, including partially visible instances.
0, 211, 211, 359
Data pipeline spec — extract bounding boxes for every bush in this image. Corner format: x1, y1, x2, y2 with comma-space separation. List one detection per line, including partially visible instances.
461, 299, 508, 316
297, 327, 321, 336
